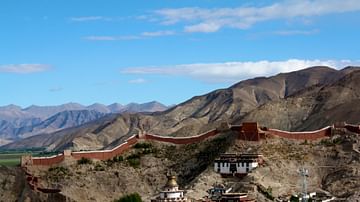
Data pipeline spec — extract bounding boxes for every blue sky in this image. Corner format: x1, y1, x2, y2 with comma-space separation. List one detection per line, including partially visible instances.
1, 0, 360, 107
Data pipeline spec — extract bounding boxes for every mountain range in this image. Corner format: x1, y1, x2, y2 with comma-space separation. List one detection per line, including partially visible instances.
2, 66, 360, 150
0, 101, 168, 145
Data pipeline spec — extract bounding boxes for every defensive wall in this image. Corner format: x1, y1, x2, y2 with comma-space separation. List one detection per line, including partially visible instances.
31, 154, 65, 166
142, 129, 218, 144
22, 129, 221, 167
266, 126, 332, 140
21, 122, 360, 167
344, 124, 360, 134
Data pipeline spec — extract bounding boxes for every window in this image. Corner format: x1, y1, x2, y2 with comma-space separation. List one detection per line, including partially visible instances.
246, 162, 249, 167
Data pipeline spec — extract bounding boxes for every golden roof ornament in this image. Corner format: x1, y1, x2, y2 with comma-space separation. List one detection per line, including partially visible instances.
165, 175, 178, 188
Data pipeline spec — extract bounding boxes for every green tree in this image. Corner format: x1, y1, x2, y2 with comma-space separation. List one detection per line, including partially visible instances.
115, 193, 142, 202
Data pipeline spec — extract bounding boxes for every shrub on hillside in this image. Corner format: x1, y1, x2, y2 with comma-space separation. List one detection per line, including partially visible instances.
126, 153, 140, 160
126, 153, 141, 168
257, 184, 274, 200
48, 166, 69, 175
127, 158, 140, 168
290, 195, 299, 202
94, 163, 105, 171
134, 142, 152, 149
47, 166, 70, 182
115, 193, 142, 202
113, 155, 124, 162
77, 157, 92, 165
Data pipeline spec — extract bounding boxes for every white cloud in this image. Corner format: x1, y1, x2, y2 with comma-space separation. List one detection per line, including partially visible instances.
0, 64, 50, 74
152, 0, 360, 33
141, 30, 175, 37
184, 23, 221, 33
128, 78, 147, 84
70, 16, 111, 22
84, 35, 141, 41
122, 59, 360, 83
84, 30, 175, 41
49, 87, 63, 92
273, 29, 319, 36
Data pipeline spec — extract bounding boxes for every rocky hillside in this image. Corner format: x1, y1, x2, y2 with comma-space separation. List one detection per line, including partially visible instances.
2, 130, 360, 201
241, 70, 360, 130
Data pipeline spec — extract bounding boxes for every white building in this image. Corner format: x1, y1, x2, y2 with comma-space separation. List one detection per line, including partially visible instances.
214, 153, 263, 176
151, 176, 189, 202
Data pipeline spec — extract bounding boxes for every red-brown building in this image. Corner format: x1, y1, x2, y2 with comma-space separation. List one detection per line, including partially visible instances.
231, 122, 265, 141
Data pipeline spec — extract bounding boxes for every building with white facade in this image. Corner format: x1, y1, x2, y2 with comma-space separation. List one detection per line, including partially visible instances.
214, 153, 263, 176
151, 175, 189, 202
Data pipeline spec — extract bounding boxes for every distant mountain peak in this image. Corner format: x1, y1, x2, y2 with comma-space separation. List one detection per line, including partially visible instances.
108, 103, 123, 107
106, 103, 123, 113
340, 66, 360, 74
88, 103, 105, 106
60, 102, 84, 108
0, 104, 22, 111
86, 103, 110, 113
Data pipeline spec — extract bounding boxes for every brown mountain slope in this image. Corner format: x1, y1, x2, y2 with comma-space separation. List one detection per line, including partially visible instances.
2, 66, 359, 151
241, 70, 360, 130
